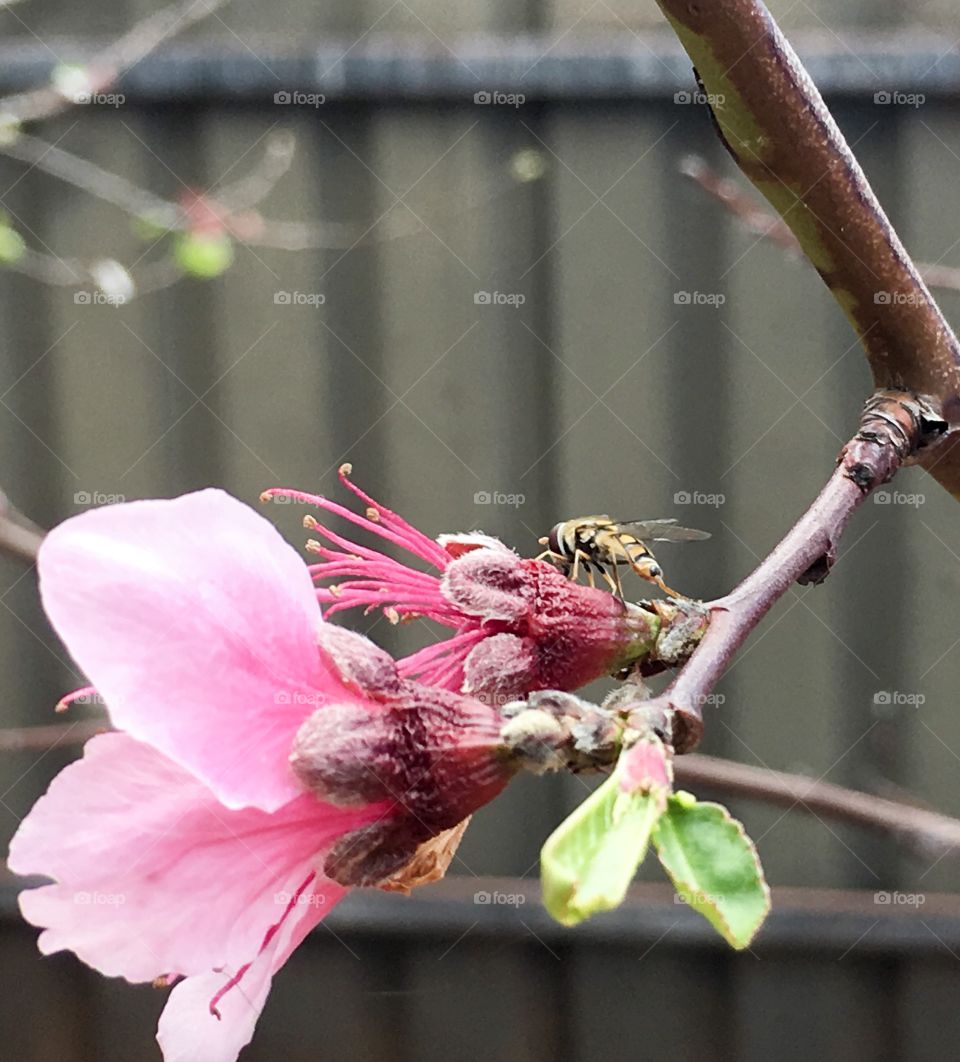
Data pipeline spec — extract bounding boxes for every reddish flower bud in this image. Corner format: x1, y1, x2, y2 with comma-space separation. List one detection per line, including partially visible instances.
290, 686, 513, 886
619, 736, 673, 812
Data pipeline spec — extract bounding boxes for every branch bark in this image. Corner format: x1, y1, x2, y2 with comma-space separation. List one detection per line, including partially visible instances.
6, 716, 960, 864
629, 391, 945, 752
674, 754, 960, 863
656, 0, 960, 497
681, 155, 960, 295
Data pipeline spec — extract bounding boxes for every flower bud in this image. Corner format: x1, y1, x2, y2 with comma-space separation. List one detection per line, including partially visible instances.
290, 681, 513, 887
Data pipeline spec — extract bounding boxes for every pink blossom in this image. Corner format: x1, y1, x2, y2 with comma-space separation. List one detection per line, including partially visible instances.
8, 490, 513, 1062
263, 466, 659, 703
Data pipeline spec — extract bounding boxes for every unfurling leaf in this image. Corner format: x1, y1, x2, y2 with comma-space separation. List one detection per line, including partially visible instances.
541, 766, 662, 926
653, 792, 770, 949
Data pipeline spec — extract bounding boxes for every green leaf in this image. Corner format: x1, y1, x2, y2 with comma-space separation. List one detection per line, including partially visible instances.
541, 767, 662, 926
0, 225, 25, 264
653, 794, 770, 950
173, 232, 233, 279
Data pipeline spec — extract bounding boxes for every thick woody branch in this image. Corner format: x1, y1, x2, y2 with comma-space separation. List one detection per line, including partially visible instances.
627, 391, 944, 753
656, 0, 960, 496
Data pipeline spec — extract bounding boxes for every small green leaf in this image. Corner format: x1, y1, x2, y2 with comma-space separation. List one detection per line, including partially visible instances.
541, 767, 662, 926
173, 232, 233, 278
0, 225, 25, 264
653, 795, 770, 950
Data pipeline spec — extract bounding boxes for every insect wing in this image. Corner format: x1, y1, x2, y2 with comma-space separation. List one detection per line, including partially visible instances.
616, 519, 711, 544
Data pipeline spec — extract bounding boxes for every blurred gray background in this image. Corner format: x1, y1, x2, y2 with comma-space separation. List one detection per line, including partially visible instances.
2, 0, 960, 1059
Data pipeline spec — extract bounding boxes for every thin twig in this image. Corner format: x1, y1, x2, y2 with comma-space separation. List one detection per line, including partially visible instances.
0, 489, 44, 564
0, 130, 180, 225
0, 0, 238, 125
0, 718, 106, 751
674, 754, 960, 862
3, 715, 959, 863
681, 155, 960, 295
630, 392, 944, 751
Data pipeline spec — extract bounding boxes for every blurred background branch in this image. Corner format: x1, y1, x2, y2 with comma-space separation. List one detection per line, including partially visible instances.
0, 487, 42, 562
681, 155, 960, 295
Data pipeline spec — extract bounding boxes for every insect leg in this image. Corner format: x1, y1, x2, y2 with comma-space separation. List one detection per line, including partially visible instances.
629, 556, 683, 599
652, 574, 682, 599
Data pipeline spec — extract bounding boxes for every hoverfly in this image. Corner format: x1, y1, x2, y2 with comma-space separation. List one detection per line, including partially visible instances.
537, 515, 710, 599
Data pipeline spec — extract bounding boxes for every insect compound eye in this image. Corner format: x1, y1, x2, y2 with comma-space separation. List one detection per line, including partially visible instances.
547, 523, 565, 555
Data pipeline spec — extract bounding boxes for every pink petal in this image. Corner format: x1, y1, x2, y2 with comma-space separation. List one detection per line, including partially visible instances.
38, 489, 350, 811
9, 733, 372, 982
156, 877, 329, 1062
461, 632, 537, 701
440, 549, 533, 623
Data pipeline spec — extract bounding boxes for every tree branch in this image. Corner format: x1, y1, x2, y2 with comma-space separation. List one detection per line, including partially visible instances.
629, 391, 945, 752
681, 155, 960, 295
674, 754, 960, 862
6, 715, 960, 864
0, 0, 238, 125
656, 0, 960, 497
0, 489, 43, 564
